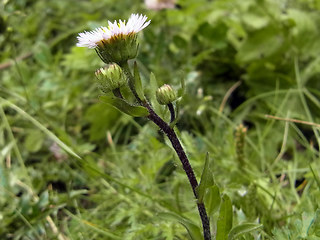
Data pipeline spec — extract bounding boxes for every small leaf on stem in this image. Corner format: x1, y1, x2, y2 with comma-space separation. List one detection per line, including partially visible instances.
205, 185, 221, 216
148, 72, 162, 113
197, 153, 215, 203
99, 95, 149, 117
149, 72, 158, 100
216, 194, 233, 240
133, 61, 145, 101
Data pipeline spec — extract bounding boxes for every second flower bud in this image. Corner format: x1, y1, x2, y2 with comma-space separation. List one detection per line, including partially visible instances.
156, 84, 177, 105
95, 64, 127, 93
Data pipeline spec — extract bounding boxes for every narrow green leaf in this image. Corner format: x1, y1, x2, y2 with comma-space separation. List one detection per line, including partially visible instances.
133, 61, 145, 101
64, 210, 122, 239
70, 189, 89, 198
307, 209, 320, 237
99, 96, 149, 117
205, 185, 221, 216
0, 97, 81, 159
148, 72, 162, 114
216, 194, 233, 240
228, 223, 262, 240
196, 153, 214, 203
149, 72, 159, 103
150, 72, 158, 90
158, 212, 202, 240
309, 163, 320, 190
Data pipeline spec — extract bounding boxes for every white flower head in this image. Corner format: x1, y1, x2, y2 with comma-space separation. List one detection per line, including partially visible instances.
77, 14, 150, 49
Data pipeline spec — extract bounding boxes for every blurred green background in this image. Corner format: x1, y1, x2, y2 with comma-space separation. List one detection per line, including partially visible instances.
1, 0, 320, 239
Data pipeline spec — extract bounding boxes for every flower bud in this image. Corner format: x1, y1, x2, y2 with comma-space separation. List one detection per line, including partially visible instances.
235, 124, 247, 166
156, 84, 177, 105
95, 64, 127, 92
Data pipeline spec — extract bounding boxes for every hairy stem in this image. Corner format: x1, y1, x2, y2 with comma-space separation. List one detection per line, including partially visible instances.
121, 61, 211, 239
145, 104, 211, 240
167, 103, 175, 123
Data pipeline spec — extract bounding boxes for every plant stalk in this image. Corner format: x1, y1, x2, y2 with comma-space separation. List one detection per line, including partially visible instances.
167, 103, 175, 123
121, 61, 211, 239
146, 105, 211, 240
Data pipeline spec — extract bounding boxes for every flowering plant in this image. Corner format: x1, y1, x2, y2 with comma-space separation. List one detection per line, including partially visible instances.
77, 14, 212, 240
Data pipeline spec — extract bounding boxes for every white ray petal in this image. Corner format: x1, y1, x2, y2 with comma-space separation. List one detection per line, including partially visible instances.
77, 14, 150, 48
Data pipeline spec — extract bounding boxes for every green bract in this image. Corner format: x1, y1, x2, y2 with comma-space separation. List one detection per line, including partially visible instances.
95, 34, 139, 64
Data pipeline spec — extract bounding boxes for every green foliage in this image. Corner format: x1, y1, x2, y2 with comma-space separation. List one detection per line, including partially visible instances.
99, 96, 149, 117
133, 61, 146, 101
158, 212, 203, 240
228, 223, 262, 240
197, 153, 214, 203
205, 185, 221, 216
1, 0, 320, 239
216, 194, 233, 240
272, 210, 320, 239
84, 103, 121, 141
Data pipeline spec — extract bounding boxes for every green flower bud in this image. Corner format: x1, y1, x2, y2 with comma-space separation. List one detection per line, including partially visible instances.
156, 84, 177, 105
95, 64, 127, 92
235, 124, 247, 167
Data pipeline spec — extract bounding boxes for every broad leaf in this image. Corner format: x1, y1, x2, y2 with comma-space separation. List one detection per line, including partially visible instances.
216, 194, 233, 240
99, 96, 149, 117
236, 25, 284, 63
24, 130, 44, 152
84, 103, 121, 141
